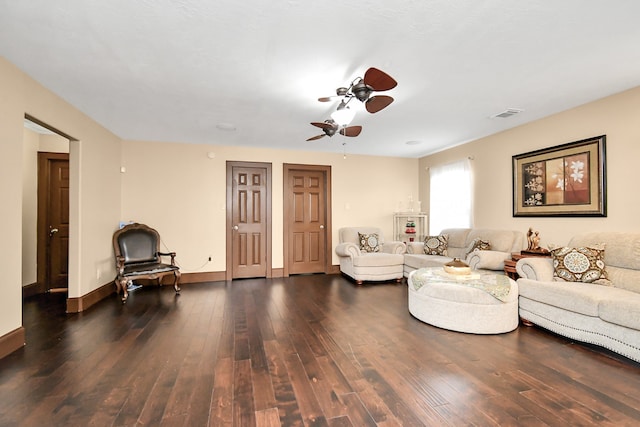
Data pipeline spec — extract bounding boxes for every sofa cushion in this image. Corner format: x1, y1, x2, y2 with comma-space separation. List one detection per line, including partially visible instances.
424, 235, 448, 256
466, 229, 524, 253
569, 232, 640, 270
358, 232, 380, 253
440, 228, 472, 249
551, 246, 609, 283
598, 293, 640, 330
406, 242, 425, 254
518, 278, 618, 316
404, 253, 452, 270
605, 265, 640, 294
352, 252, 404, 267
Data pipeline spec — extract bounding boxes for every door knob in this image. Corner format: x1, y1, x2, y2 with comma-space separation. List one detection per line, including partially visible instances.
49, 227, 59, 237
320, 225, 325, 229
233, 225, 239, 230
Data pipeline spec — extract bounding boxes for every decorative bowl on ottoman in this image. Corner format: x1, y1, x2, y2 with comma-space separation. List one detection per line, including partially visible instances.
443, 258, 471, 275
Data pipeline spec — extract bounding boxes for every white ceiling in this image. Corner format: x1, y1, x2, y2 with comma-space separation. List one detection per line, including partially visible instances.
2, 1, 640, 158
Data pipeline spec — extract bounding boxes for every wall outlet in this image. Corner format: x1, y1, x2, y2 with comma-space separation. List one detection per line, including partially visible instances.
96, 268, 101, 280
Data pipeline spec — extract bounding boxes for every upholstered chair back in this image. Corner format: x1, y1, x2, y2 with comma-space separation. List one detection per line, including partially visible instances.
339, 227, 386, 246
115, 225, 160, 265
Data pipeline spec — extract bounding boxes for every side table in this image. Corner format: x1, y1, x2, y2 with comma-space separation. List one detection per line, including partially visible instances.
504, 251, 551, 280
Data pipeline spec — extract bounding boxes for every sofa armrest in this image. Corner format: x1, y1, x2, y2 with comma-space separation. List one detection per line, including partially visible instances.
466, 250, 510, 270
381, 241, 406, 254
516, 257, 554, 281
335, 242, 361, 258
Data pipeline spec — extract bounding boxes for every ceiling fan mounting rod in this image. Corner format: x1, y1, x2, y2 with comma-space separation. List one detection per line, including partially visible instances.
339, 96, 355, 108
338, 77, 367, 101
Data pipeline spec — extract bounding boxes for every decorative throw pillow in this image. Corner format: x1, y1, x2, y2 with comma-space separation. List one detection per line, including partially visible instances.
551, 245, 609, 283
423, 234, 448, 256
465, 238, 491, 257
358, 232, 380, 253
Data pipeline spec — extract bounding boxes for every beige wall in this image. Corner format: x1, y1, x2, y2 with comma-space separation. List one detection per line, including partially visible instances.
1, 57, 121, 339
121, 141, 419, 271
1, 60, 30, 335
419, 86, 640, 247
39, 133, 71, 153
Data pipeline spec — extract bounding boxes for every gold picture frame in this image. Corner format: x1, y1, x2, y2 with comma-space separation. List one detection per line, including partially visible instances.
512, 135, 606, 217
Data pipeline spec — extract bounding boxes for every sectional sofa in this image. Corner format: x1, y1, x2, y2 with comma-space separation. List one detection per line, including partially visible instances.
517, 232, 640, 363
403, 228, 526, 277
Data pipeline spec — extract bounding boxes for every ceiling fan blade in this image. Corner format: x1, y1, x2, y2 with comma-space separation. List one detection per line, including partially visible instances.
364, 67, 397, 92
310, 121, 334, 129
318, 96, 335, 102
365, 95, 394, 113
306, 134, 326, 141
339, 126, 362, 137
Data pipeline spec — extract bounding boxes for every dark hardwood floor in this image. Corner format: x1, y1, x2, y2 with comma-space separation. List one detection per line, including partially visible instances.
1, 275, 640, 426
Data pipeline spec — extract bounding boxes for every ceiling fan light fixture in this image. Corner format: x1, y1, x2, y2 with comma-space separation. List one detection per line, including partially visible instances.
310, 67, 396, 140
331, 102, 356, 125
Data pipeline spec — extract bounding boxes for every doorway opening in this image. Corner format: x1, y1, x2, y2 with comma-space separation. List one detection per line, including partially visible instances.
22, 115, 72, 298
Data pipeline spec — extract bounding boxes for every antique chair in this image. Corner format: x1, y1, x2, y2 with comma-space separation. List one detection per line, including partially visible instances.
112, 223, 180, 302
335, 226, 406, 285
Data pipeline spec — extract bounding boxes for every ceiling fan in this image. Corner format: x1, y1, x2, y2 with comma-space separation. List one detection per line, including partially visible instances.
318, 67, 398, 114
306, 119, 362, 141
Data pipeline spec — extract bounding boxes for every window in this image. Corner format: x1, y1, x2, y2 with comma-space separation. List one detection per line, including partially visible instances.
429, 159, 473, 234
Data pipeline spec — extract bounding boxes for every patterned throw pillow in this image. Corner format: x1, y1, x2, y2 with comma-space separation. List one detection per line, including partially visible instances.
423, 234, 449, 256
358, 232, 380, 253
465, 238, 491, 257
551, 245, 609, 283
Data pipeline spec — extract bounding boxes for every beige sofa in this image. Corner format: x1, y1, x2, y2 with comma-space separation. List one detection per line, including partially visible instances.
335, 227, 406, 284
404, 228, 526, 277
517, 232, 640, 363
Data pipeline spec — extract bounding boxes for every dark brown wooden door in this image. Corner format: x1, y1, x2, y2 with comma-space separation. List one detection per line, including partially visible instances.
38, 153, 69, 290
227, 163, 272, 279
286, 168, 327, 274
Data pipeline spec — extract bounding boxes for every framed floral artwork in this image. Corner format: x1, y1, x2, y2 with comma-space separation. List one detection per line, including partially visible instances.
512, 135, 606, 217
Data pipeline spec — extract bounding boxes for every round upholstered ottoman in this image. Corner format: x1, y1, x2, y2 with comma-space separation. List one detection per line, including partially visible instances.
408, 267, 519, 334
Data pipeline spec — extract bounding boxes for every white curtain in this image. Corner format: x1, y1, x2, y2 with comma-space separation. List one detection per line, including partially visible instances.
429, 158, 473, 234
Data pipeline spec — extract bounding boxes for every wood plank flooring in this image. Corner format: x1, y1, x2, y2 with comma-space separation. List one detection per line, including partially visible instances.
1, 274, 640, 426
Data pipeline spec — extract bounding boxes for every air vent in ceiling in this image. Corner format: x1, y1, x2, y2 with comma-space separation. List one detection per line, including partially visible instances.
490, 108, 523, 119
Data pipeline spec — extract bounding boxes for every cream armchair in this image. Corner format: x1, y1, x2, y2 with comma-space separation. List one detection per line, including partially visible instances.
335, 227, 406, 285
